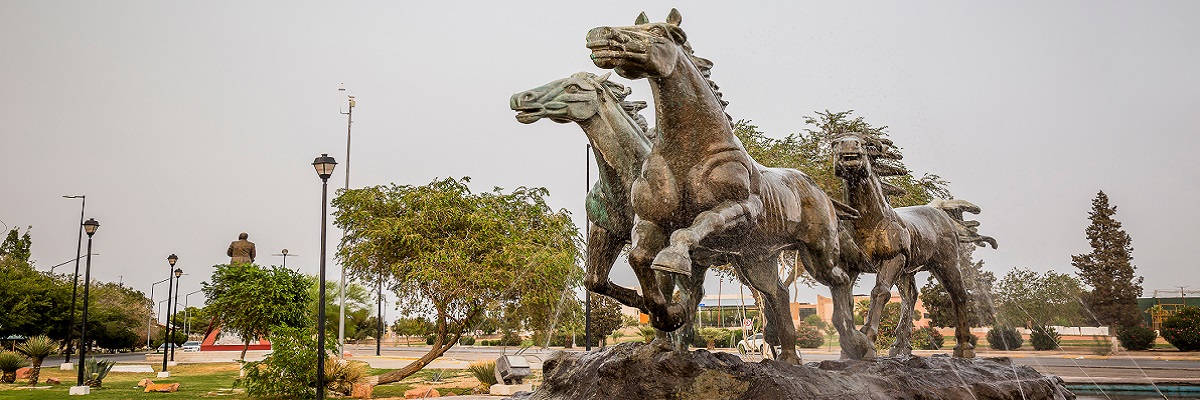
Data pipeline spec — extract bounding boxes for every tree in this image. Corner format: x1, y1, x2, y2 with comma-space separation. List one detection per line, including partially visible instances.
202, 263, 313, 360
920, 250, 997, 328
994, 268, 1083, 327
333, 178, 582, 385
308, 281, 373, 343
16, 335, 57, 386
1071, 191, 1144, 328
588, 295, 623, 347
0, 227, 72, 341
87, 281, 150, 351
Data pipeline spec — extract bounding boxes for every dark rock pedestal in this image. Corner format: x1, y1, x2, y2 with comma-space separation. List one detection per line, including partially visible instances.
515, 341, 1074, 400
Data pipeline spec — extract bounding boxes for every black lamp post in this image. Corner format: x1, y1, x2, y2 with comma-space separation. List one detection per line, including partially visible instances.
75, 218, 98, 387
62, 195, 85, 365
313, 153, 337, 400
161, 254, 178, 374
170, 267, 182, 362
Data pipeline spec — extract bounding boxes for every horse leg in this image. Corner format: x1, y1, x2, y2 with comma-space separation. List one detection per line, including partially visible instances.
585, 222, 645, 312
671, 262, 709, 351
931, 261, 976, 358
629, 218, 686, 332
652, 197, 764, 276
890, 272, 918, 356
741, 258, 801, 365
862, 256, 905, 349
797, 243, 870, 359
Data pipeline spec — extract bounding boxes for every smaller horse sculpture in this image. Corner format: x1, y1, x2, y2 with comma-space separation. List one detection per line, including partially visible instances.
509, 72, 709, 346
832, 131, 997, 358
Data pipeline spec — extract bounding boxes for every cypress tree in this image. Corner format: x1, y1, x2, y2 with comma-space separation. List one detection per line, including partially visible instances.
1071, 191, 1143, 327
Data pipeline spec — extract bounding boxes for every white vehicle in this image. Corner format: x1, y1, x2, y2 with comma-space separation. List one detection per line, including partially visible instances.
736, 332, 779, 360
181, 341, 201, 352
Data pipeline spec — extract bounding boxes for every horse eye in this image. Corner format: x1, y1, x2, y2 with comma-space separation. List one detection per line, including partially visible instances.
565, 85, 580, 93
649, 26, 665, 37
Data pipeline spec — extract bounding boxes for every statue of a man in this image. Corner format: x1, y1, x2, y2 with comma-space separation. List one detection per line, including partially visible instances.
227, 232, 256, 264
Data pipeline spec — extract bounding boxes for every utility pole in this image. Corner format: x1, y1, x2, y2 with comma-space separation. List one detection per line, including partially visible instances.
337, 84, 355, 359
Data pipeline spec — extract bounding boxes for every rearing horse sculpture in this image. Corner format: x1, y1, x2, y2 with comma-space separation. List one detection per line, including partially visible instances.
509, 72, 709, 344
832, 131, 997, 358
586, 9, 871, 364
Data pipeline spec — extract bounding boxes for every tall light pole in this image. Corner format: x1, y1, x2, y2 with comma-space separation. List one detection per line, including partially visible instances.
170, 267, 182, 362
313, 153, 337, 400
161, 254, 178, 377
146, 277, 170, 349
183, 289, 203, 337
71, 218, 98, 393
337, 84, 355, 359
62, 194, 85, 366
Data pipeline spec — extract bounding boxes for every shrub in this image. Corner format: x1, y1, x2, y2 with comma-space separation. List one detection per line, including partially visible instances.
1089, 335, 1114, 356
238, 325, 340, 398
698, 328, 731, 349
324, 359, 368, 396
82, 358, 115, 388
795, 323, 824, 349
639, 326, 656, 343
1161, 306, 1200, 351
0, 351, 29, 383
459, 337, 475, 346
16, 335, 58, 386
1116, 325, 1157, 351
500, 331, 522, 347
467, 361, 497, 386
912, 326, 944, 350
986, 326, 1023, 350
425, 334, 436, 345
1030, 326, 1060, 351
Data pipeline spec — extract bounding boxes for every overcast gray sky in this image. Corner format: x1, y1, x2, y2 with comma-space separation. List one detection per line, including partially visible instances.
2, 1, 1198, 318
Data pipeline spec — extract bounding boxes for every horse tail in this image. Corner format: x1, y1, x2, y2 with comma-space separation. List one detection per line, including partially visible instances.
928, 199, 998, 249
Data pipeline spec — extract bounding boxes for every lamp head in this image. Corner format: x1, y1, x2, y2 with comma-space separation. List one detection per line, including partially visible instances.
82, 218, 100, 236
174, 268, 183, 278
312, 153, 337, 180
168, 254, 178, 266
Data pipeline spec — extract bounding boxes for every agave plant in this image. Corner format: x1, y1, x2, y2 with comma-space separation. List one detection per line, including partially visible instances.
15, 335, 58, 386
0, 351, 30, 384
83, 358, 116, 388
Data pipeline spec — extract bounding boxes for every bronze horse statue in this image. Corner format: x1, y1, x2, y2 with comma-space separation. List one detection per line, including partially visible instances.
509, 72, 710, 345
832, 131, 996, 358
586, 9, 872, 364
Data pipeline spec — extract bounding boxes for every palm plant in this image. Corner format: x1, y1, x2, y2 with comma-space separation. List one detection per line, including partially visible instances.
83, 358, 116, 388
15, 335, 58, 386
0, 351, 30, 384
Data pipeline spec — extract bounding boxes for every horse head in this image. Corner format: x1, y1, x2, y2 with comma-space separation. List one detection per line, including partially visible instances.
587, 9, 710, 80
511, 72, 641, 124
832, 132, 906, 179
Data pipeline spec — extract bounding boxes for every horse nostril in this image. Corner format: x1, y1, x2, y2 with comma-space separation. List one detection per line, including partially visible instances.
521, 93, 535, 102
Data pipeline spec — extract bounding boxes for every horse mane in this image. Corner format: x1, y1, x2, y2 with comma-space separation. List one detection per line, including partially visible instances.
597, 77, 651, 133
680, 43, 731, 123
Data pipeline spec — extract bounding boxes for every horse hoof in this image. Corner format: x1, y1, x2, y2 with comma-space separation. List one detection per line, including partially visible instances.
651, 248, 692, 276
954, 346, 976, 358
862, 347, 878, 360
889, 346, 912, 357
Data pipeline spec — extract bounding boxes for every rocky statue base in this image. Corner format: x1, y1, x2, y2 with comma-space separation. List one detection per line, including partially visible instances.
513, 341, 1074, 400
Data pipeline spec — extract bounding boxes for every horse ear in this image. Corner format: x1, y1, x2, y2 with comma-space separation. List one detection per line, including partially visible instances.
667, 8, 682, 26
635, 12, 649, 25
597, 72, 612, 82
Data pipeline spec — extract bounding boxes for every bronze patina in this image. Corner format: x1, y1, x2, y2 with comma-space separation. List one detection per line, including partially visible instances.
832, 132, 996, 358
510, 72, 709, 344
586, 9, 863, 364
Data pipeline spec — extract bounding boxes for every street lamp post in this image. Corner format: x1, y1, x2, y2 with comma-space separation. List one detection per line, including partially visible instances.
313, 153, 337, 400
160, 254, 178, 377
338, 85, 355, 360
62, 194, 85, 366
170, 267, 182, 362
272, 249, 296, 269
71, 218, 98, 393
146, 278, 170, 349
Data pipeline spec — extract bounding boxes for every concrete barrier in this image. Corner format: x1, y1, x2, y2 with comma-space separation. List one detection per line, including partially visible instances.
144, 350, 271, 363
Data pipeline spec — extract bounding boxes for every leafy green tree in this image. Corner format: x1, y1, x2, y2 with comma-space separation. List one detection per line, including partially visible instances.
308, 281, 373, 343
0, 227, 72, 340
333, 178, 581, 385
87, 282, 150, 351
995, 268, 1083, 327
588, 295, 623, 347
202, 263, 313, 360
1072, 191, 1144, 328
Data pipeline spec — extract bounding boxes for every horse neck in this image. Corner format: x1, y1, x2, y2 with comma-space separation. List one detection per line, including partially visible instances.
577, 94, 651, 191
843, 171, 899, 229
649, 55, 738, 157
